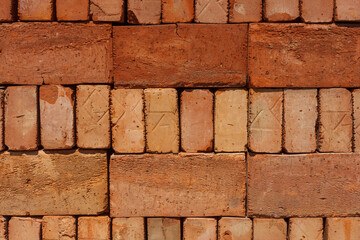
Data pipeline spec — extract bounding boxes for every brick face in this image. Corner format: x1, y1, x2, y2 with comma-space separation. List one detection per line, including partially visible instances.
18, 0, 53, 21
127, 0, 161, 24
335, 0, 360, 21
0, 0, 12, 21
289, 218, 323, 240
325, 218, 360, 240
301, 0, 333, 22
42, 216, 76, 240
162, 0, 194, 23
353, 89, 360, 152
195, 0, 228, 23
0, 90, 4, 152
90, 0, 125, 22
218, 217, 252, 240
253, 219, 287, 240
264, 0, 299, 21
8, 217, 41, 240
57, 0, 89, 21
112, 218, 145, 240
183, 218, 217, 240
148, 218, 181, 240
229, 0, 262, 22
78, 217, 111, 240
0, 217, 6, 240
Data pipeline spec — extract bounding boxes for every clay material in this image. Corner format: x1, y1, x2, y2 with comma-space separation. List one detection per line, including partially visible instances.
56, 0, 89, 21
218, 217, 252, 240
112, 218, 145, 240
127, 0, 161, 24
162, 0, 194, 23
183, 218, 217, 240
90, 0, 125, 22
42, 216, 76, 240
289, 218, 323, 240
147, 218, 181, 240
229, 0, 262, 22
253, 219, 286, 240
78, 216, 111, 240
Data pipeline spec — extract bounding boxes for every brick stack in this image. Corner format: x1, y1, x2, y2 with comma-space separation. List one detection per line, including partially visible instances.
0, 0, 360, 239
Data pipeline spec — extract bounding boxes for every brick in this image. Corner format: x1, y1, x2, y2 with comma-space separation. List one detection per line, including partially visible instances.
77, 85, 110, 149
181, 89, 213, 152
249, 24, 360, 88
0, 90, 4, 152
325, 218, 360, 240
111, 89, 144, 153
145, 89, 179, 153
40, 85, 74, 150
148, 218, 181, 240
8, 217, 41, 240
218, 217, 252, 240
5, 86, 38, 150
0, 23, 112, 85
57, 0, 89, 21
42, 216, 76, 240
353, 89, 360, 152
112, 218, 145, 240
284, 89, 317, 153
248, 153, 360, 217
90, 0, 125, 22
183, 218, 217, 240
195, 0, 227, 23
0, 217, 6, 240
127, 0, 161, 24
289, 218, 323, 240
0, 150, 107, 215
301, 0, 333, 22
0, 0, 12, 21
229, 0, 262, 22
215, 89, 247, 152
113, 24, 247, 88
264, 0, 299, 21
78, 216, 110, 240
18, 0, 53, 21
335, 0, 360, 21
249, 89, 283, 153
318, 88, 352, 152
253, 219, 286, 240
162, 0, 194, 22
110, 153, 246, 217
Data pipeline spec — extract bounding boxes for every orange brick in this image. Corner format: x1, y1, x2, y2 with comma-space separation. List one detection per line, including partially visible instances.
148, 218, 181, 240
78, 216, 110, 240
0, 90, 4, 152
195, 0, 227, 23
253, 219, 286, 240
90, 0, 125, 22
229, 0, 262, 22
181, 90, 213, 152
5, 86, 38, 150
9, 217, 41, 240
127, 0, 161, 24
325, 218, 360, 240
112, 218, 145, 239
353, 89, 360, 152
218, 217, 252, 240
318, 88, 352, 153
183, 218, 217, 240
18, 0, 53, 21
335, 0, 360, 21
57, 0, 89, 21
0, 0, 13, 21
0, 217, 6, 239
301, 0, 333, 22
42, 216, 76, 240
162, 0, 194, 22
264, 0, 299, 21
77, 85, 110, 149
289, 218, 323, 240
40, 85, 75, 150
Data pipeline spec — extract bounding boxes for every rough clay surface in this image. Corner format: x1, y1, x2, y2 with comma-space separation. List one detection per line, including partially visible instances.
253, 219, 287, 240
42, 216, 76, 240
0, 0, 12, 21
90, 0, 125, 22
56, 0, 89, 21
183, 218, 217, 240
162, 0, 194, 23
127, 0, 161, 24
195, 0, 228, 23
18, 0, 53, 21
112, 218, 145, 240
289, 218, 323, 240
229, 0, 262, 22
264, 0, 299, 21
78, 216, 111, 240
147, 218, 181, 240
301, 0, 333, 22
218, 217, 252, 240
9, 217, 41, 240
325, 217, 360, 240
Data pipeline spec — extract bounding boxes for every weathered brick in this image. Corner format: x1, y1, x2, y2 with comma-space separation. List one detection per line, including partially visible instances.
110, 153, 246, 217
325, 218, 360, 240
229, 0, 262, 22
0, 90, 4, 152
248, 153, 360, 217
181, 89, 213, 152
127, 0, 161, 24
8, 217, 41, 240
218, 217, 252, 240
77, 85, 110, 149
78, 216, 110, 240
113, 24, 247, 88
57, 0, 89, 21
145, 89, 179, 153
249, 24, 360, 88
264, 0, 299, 21
301, 0, 333, 22
18, 0, 53, 21
215, 89, 247, 152
148, 218, 181, 240
0, 150, 107, 215
318, 88, 352, 152
195, 0, 227, 23
112, 218, 145, 240
284, 89, 317, 153
253, 219, 287, 240
0, 217, 6, 240
40, 85, 74, 150
90, 0, 125, 22
335, 0, 360, 21
183, 218, 217, 240
5, 86, 38, 150
353, 89, 360, 152
0, 0, 12, 21
249, 89, 283, 153
162, 0, 194, 22
0, 23, 112, 85
289, 218, 323, 240
42, 216, 76, 240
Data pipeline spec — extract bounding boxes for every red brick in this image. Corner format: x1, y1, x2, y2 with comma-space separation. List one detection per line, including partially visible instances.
78, 216, 110, 240
42, 216, 76, 240
127, 0, 161, 24
8, 217, 41, 240
183, 218, 217, 240
248, 153, 360, 217
325, 218, 360, 240
353, 89, 360, 152
110, 153, 246, 217
57, 0, 89, 21
18, 0, 53, 21
264, 0, 299, 21
0, 217, 6, 239
301, 0, 333, 22
112, 218, 145, 239
90, 0, 125, 22
0, 23, 112, 85
113, 24, 248, 88
77, 85, 111, 149
148, 218, 181, 240
181, 90, 213, 152
253, 219, 286, 240
218, 217, 252, 240
249, 24, 360, 88
229, 0, 262, 22
289, 218, 323, 240
5, 86, 38, 151
335, 0, 360, 21
162, 0, 194, 22
0, 150, 107, 215
0, 0, 13, 21
0, 90, 4, 152
40, 85, 75, 150
195, 0, 228, 23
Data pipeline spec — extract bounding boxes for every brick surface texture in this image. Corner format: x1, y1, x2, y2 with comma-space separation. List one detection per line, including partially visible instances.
301, 0, 333, 22
57, 0, 89, 21
335, 0, 360, 21
90, 0, 125, 22
253, 219, 287, 240
183, 218, 217, 240
229, 0, 262, 22
325, 218, 360, 240
18, 0, 53, 21
0, 0, 12, 21
112, 218, 145, 240
162, 0, 194, 23
195, 0, 228, 23
353, 89, 360, 152
8, 217, 41, 240
0, 217, 6, 240
264, 0, 299, 21
289, 218, 323, 240
218, 217, 252, 240
148, 218, 181, 240
42, 216, 76, 240
78, 216, 111, 240
127, 0, 161, 24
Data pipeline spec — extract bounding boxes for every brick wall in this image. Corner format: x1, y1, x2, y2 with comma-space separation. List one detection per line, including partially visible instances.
0, 0, 360, 239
